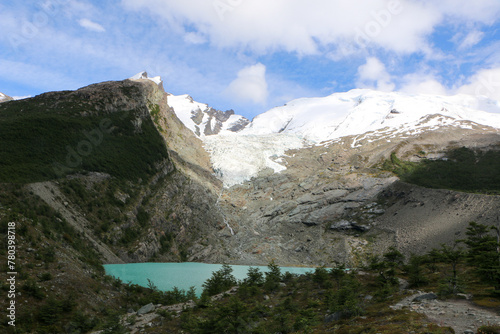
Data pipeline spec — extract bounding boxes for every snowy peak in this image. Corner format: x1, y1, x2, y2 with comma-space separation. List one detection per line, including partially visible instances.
242, 89, 500, 142
167, 94, 250, 137
0, 92, 13, 103
129, 71, 164, 91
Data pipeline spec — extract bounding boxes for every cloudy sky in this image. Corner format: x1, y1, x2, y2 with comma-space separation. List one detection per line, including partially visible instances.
1, 0, 500, 119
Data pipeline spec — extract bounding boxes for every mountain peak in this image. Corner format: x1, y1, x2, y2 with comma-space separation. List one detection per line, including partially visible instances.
0, 92, 13, 103
167, 94, 250, 137
129, 71, 164, 91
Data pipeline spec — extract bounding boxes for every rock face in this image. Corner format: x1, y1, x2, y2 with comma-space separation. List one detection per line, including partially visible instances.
0, 92, 13, 102
166, 94, 250, 137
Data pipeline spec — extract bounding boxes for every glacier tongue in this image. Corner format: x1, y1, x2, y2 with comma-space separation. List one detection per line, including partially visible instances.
203, 133, 307, 187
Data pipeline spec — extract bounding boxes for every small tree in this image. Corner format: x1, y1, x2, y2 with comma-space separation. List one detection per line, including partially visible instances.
434, 243, 465, 296
330, 264, 347, 289
202, 264, 237, 297
405, 254, 429, 288
243, 266, 264, 286
325, 274, 363, 318
463, 222, 500, 294
264, 260, 282, 292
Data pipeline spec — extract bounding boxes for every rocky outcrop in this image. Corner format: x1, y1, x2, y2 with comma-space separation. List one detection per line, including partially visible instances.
0, 92, 13, 102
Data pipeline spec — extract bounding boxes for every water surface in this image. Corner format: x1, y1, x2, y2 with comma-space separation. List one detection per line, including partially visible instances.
104, 262, 317, 295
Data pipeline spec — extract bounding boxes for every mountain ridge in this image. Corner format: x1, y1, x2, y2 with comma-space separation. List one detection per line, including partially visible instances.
166, 85, 500, 187
168, 86, 500, 143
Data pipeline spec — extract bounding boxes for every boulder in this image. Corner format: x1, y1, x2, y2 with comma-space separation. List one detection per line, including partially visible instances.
137, 303, 155, 315
412, 293, 437, 302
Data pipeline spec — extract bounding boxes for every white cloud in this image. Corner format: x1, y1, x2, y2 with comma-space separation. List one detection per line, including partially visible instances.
184, 32, 206, 45
456, 67, 500, 101
399, 73, 448, 95
226, 63, 268, 105
78, 18, 105, 32
120, 0, 447, 56
357, 57, 394, 92
426, 0, 500, 24
457, 30, 484, 50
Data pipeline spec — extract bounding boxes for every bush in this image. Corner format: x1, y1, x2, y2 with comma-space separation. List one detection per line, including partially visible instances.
202, 264, 237, 297
242, 266, 264, 287
264, 261, 282, 292
478, 325, 500, 334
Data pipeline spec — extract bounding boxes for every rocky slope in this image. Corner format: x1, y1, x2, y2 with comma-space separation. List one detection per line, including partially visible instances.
208, 125, 500, 266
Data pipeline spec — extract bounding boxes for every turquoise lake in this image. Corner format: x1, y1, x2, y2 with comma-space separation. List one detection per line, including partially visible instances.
104, 262, 317, 296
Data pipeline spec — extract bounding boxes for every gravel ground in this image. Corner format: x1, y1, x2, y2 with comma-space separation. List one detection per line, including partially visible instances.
392, 292, 500, 334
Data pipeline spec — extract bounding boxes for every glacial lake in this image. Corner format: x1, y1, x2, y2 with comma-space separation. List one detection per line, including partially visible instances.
104, 262, 317, 296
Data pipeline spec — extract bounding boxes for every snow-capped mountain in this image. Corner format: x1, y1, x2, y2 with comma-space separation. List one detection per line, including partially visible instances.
169, 88, 500, 187
242, 89, 500, 143
0, 92, 13, 103
130, 72, 500, 187
168, 87, 500, 144
167, 94, 250, 137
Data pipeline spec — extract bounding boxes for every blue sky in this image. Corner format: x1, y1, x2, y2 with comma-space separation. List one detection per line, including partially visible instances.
1, 0, 500, 119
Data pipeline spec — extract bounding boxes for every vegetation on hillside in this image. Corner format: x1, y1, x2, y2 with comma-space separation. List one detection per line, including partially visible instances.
0, 90, 169, 183
382, 147, 500, 194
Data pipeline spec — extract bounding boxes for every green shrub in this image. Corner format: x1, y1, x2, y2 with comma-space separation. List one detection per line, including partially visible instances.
202, 264, 237, 297
478, 324, 500, 334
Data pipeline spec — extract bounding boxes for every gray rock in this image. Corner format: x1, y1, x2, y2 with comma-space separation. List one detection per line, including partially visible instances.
323, 189, 349, 203
324, 312, 342, 323
367, 208, 385, 214
398, 278, 409, 290
330, 220, 353, 230
137, 303, 155, 315
412, 293, 438, 302
463, 330, 474, 334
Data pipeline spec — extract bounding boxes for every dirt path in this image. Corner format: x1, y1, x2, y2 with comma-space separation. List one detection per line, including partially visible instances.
392, 292, 500, 333
29, 181, 124, 264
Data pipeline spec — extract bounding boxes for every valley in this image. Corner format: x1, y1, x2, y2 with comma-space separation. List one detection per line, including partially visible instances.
1, 74, 500, 333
